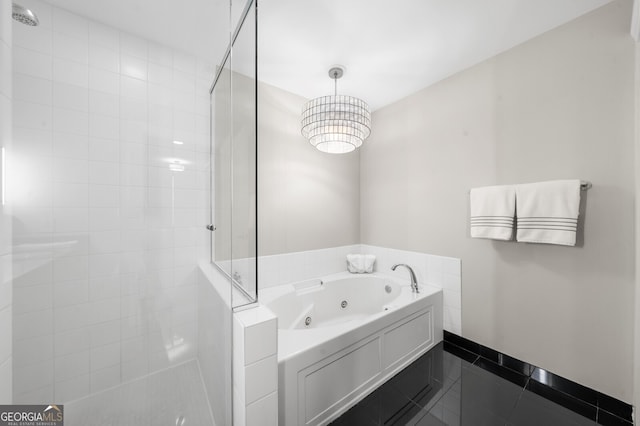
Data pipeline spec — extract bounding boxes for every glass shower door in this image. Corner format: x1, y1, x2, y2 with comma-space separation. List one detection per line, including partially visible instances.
212, 0, 258, 308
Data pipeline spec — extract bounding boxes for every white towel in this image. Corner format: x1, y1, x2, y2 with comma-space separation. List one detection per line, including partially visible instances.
346, 254, 376, 273
469, 185, 516, 240
515, 180, 581, 246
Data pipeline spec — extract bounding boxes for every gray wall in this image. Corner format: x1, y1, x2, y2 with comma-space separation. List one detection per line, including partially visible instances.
361, 0, 635, 402
258, 82, 360, 256
0, 0, 12, 404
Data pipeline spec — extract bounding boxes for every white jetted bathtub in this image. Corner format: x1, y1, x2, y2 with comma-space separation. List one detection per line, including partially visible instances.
261, 272, 443, 426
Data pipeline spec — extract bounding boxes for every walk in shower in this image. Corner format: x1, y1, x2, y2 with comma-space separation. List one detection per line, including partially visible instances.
1, 0, 257, 423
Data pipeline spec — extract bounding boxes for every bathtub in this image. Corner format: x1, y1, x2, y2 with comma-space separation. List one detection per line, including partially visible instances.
261, 272, 443, 426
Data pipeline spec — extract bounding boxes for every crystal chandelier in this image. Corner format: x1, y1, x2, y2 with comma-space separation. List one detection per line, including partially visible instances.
301, 67, 371, 154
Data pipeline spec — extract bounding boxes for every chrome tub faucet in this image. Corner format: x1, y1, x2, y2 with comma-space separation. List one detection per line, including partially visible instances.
391, 264, 419, 293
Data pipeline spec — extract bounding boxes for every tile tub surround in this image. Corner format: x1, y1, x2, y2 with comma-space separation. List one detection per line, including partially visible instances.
10, 0, 212, 404
0, 0, 12, 405
199, 262, 278, 426
443, 331, 634, 425
258, 244, 462, 334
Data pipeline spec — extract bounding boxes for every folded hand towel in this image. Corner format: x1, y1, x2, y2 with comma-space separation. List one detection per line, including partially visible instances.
346, 254, 376, 274
470, 185, 516, 240
515, 180, 581, 246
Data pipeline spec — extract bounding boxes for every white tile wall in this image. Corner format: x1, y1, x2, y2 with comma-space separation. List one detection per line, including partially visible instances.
259, 244, 462, 335
11, 0, 213, 404
197, 264, 232, 425
233, 304, 278, 426
0, 0, 12, 405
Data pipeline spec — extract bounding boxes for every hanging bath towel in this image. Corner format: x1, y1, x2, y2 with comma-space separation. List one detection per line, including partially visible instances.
469, 185, 516, 241
515, 180, 581, 246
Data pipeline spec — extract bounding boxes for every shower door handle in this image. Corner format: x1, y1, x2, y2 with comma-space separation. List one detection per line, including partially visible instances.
206, 224, 216, 231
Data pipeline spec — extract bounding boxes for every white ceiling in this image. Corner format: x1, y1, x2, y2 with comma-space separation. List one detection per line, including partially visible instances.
40, 0, 612, 110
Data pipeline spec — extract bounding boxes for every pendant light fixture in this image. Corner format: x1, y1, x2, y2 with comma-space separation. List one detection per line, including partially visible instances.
301, 66, 371, 154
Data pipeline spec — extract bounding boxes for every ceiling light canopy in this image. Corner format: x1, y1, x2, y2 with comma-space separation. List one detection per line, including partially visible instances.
301, 67, 371, 154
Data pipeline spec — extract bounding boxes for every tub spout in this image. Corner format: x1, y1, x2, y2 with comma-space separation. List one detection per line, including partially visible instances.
391, 264, 419, 293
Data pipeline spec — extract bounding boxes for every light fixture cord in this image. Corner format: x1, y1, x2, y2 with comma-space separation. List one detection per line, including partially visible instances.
333, 71, 338, 96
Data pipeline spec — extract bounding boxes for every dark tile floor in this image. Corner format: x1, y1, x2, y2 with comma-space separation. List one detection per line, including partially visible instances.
330, 342, 619, 426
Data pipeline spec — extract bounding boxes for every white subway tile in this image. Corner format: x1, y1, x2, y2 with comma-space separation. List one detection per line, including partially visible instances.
244, 355, 277, 405
12, 127, 53, 157
148, 43, 172, 67
53, 255, 88, 282
0, 307, 11, 361
88, 161, 119, 186
88, 185, 119, 208
120, 54, 147, 81
90, 342, 120, 370
443, 289, 462, 310
53, 58, 88, 88
88, 275, 120, 302
14, 360, 53, 395
88, 253, 120, 278
444, 307, 462, 336
120, 34, 147, 60
13, 24, 53, 55
14, 74, 53, 105
52, 157, 89, 184
53, 32, 88, 64
52, 132, 89, 160
89, 320, 120, 348
89, 45, 119, 73
120, 164, 146, 186
54, 302, 91, 333
53, 280, 89, 308
52, 8, 88, 40
244, 318, 277, 365
442, 257, 461, 277
246, 391, 278, 426
121, 357, 148, 382
89, 231, 121, 254
89, 22, 119, 51
53, 108, 88, 136
89, 91, 119, 117
53, 82, 88, 112
55, 373, 90, 403
14, 334, 53, 368
90, 364, 120, 393
13, 47, 52, 80
88, 67, 119, 95
148, 83, 171, 107
54, 328, 91, 357
54, 350, 90, 382
89, 114, 119, 140
89, 137, 119, 163
13, 100, 52, 131
53, 207, 89, 233
148, 63, 173, 86
119, 120, 147, 144
442, 273, 461, 293
89, 298, 120, 324
14, 385, 54, 405
13, 309, 53, 341
173, 51, 196, 75
13, 283, 52, 314
120, 75, 147, 101
0, 358, 11, 403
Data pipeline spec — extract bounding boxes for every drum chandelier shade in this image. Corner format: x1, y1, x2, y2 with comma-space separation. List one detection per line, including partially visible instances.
301, 67, 371, 154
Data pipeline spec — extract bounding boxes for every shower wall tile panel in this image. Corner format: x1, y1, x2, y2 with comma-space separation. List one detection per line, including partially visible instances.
11, 0, 213, 404
0, 0, 12, 405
